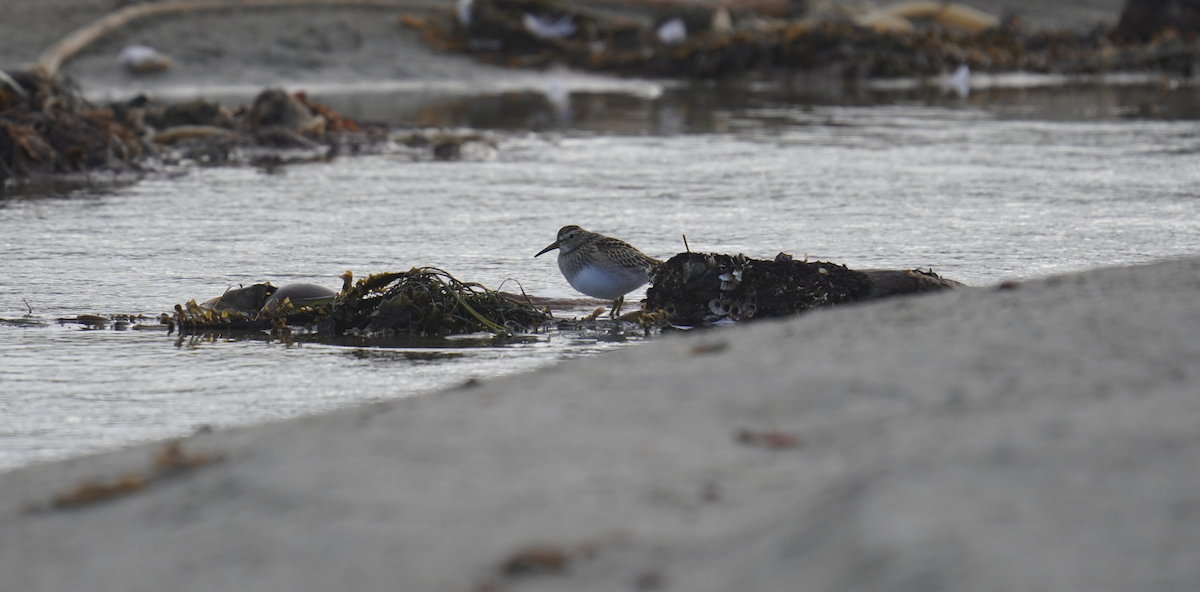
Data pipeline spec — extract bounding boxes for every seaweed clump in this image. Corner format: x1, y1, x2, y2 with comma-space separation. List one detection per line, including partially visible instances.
1, 70, 151, 187
646, 252, 874, 325
319, 268, 551, 335
170, 268, 552, 337
1, 72, 400, 189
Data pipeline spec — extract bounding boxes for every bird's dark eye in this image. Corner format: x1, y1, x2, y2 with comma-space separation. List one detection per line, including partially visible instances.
568, 233, 576, 239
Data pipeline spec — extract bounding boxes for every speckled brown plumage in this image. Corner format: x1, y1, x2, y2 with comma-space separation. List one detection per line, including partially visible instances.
535, 225, 661, 316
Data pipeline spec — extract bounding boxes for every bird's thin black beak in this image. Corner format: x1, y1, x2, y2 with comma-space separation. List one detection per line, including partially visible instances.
534, 241, 559, 257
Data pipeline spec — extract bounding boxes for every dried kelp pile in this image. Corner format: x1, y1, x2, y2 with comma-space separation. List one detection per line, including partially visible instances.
319, 268, 551, 335
646, 252, 874, 325
133, 88, 392, 168
1, 70, 150, 185
407, 0, 1200, 79
170, 268, 553, 337
1, 71, 397, 188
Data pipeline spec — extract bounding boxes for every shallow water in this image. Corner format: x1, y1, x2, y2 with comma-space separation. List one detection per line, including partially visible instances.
3, 83, 1200, 470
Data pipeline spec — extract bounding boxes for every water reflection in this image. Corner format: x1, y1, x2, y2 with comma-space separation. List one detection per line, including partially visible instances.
170, 329, 544, 351
310, 82, 1200, 133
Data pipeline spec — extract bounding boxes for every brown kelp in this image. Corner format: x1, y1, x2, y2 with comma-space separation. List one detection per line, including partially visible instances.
170, 268, 553, 337
0, 70, 150, 186
319, 268, 552, 335
1, 72, 397, 188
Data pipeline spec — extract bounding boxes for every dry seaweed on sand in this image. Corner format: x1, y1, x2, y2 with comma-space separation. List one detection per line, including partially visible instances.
170, 268, 553, 337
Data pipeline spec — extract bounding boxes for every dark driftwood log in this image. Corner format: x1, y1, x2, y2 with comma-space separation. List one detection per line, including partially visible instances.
35, 0, 447, 76
645, 252, 874, 325
862, 269, 965, 299
645, 252, 962, 325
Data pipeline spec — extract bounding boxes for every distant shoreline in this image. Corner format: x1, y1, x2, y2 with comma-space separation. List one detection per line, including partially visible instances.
3, 0, 1129, 92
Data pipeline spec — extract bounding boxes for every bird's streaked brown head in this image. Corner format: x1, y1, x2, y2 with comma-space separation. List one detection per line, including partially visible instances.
535, 225, 586, 257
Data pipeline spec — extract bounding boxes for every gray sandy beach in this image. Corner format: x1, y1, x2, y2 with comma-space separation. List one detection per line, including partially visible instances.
5, 0, 1200, 590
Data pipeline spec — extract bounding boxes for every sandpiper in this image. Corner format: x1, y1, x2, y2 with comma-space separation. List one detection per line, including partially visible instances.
535, 225, 661, 317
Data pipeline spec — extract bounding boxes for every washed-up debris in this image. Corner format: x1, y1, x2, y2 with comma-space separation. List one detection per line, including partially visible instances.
52, 313, 167, 330
147, 87, 389, 166
1118, 0, 1200, 42
248, 88, 327, 136
645, 251, 959, 325
646, 252, 874, 325
0, 316, 49, 328
144, 96, 234, 129
46, 440, 213, 510
52, 472, 148, 508
407, 0, 1200, 79
862, 267, 964, 298
839, 1, 999, 34
0, 70, 151, 187
1, 73, 398, 186
690, 340, 728, 355
151, 440, 214, 473
321, 268, 552, 335
500, 543, 573, 574
391, 128, 498, 161
171, 281, 333, 333
170, 268, 553, 337
117, 44, 172, 73
736, 428, 803, 449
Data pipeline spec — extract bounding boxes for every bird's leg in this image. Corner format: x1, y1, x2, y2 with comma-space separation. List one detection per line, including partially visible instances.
610, 296, 624, 319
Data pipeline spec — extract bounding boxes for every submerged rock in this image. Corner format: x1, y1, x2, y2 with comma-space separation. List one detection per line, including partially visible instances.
202, 283, 278, 312
262, 284, 338, 313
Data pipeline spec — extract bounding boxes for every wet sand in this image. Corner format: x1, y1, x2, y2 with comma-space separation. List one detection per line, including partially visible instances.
3, 256, 1199, 590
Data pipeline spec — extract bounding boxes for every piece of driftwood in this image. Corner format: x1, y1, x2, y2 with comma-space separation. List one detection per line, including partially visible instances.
645, 252, 962, 325
645, 252, 875, 325
862, 268, 964, 298
35, 0, 448, 76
